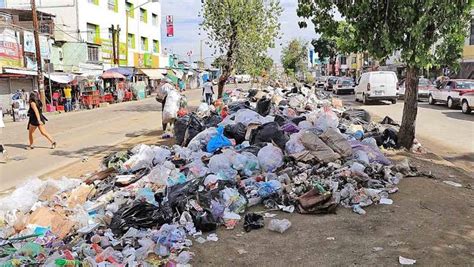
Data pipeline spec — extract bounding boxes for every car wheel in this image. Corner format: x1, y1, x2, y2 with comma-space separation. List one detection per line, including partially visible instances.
447, 97, 454, 109
462, 100, 471, 114
391, 99, 397, 104
362, 94, 369, 105
428, 95, 436, 105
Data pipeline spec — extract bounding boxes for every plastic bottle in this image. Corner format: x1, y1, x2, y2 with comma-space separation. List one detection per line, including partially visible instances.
352, 205, 366, 215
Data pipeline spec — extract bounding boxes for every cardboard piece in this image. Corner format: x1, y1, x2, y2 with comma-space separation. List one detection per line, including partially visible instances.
27, 207, 75, 239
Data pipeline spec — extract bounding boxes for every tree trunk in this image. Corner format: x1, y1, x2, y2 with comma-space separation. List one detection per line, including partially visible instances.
398, 66, 419, 149
218, 72, 230, 98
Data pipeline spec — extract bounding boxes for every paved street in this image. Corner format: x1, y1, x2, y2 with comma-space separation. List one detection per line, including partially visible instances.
332, 91, 474, 172
0, 89, 202, 192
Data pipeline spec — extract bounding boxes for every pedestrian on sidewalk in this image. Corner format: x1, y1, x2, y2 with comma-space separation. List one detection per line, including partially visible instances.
26, 92, 56, 150
0, 105, 6, 158
63, 86, 72, 112
203, 79, 214, 105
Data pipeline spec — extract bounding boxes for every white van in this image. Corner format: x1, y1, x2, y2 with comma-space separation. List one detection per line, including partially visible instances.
355, 71, 398, 104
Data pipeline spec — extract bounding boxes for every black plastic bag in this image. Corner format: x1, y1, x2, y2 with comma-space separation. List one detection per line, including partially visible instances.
342, 109, 371, 124
167, 179, 201, 211
291, 116, 307, 125
380, 116, 400, 126
250, 122, 289, 150
190, 209, 218, 232
240, 145, 263, 156
256, 97, 271, 116
204, 113, 222, 128
228, 101, 252, 113
110, 202, 173, 235
243, 213, 264, 232
274, 114, 288, 126
183, 114, 204, 146
224, 123, 247, 144
248, 89, 258, 98
382, 128, 399, 148
174, 115, 190, 146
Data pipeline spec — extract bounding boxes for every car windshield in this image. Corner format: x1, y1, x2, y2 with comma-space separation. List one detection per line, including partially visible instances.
456, 81, 474, 89
418, 78, 431, 86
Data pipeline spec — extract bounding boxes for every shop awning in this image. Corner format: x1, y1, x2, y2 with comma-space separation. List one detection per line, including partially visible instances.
44, 73, 75, 84
138, 69, 166, 80
106, 67, 134, 76
101, 71, 126, 79
3, 68, 37, 76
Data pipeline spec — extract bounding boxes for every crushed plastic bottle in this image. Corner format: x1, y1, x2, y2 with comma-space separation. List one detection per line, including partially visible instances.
352, 205, 366, 215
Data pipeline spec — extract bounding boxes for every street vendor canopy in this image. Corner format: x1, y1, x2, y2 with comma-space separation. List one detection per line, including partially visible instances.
44, 73, 75, 84
101, 71, 126, 79
138, 68, 166, 80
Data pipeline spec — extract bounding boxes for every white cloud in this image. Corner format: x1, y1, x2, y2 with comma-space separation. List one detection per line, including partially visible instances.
161, 0, 317, 64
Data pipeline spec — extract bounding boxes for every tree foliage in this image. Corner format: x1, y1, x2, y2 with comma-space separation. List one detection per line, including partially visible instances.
297, 0, 471, 149
281, 39, 308, 76
202, 0, 282, 97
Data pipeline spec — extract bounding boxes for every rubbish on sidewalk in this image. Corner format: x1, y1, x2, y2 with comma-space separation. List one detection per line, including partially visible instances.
399, 256, 417, 265
268, 219, 291, 233
443, 181, 462, 188
243, 213, 264, 232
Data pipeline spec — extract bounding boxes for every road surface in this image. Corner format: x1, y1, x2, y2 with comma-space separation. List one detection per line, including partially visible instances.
332, 91, 474, 172
0, 89, 202, 192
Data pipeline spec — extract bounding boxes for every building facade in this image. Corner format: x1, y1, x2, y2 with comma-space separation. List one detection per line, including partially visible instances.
460, 10, 474, 79
5, 0, 162, 75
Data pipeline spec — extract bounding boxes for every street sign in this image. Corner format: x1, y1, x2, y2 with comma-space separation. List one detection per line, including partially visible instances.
166, 15, 174, 37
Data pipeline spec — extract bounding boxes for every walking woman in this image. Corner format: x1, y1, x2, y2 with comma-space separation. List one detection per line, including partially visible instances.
27, 92, 56, 150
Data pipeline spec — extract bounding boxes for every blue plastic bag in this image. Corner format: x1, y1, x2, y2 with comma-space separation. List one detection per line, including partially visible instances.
257, 180, 282, 198
207, 126, 232, 153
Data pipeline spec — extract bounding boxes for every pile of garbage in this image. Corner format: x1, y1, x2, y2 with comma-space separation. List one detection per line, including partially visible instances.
0, 84, 412, 265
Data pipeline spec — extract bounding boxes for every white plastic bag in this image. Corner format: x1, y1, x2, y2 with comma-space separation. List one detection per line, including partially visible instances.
258, 144, 284, 172
122, 145, 155, 172
315, 106, 339, 132
162, 90, 181, 124
197, 102, 210, 117
208, 152, 237, 180
187, 127, 218, 151
152, 146, 171, 165
285, 132, 305, 154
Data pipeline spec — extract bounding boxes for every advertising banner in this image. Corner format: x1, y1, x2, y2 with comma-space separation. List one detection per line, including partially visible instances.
166, 15, 174, 37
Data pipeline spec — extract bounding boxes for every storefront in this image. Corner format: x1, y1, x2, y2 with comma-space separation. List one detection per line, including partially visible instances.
0, 68, 37, 113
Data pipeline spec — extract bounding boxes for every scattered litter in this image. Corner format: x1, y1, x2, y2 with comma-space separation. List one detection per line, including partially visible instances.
264, 213, 277, 218
372, 247, 384, 252
237, 248, 248, 255
268, 219, 292, 233
399, 256, 416, 265
206, 233, 219, 242
379, 198, 394, 205
326, 237, 335, 241
443, 181, 462, 188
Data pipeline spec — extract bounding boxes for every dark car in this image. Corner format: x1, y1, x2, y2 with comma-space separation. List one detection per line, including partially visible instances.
333, 79, 355, 95
324, 76, 339, 91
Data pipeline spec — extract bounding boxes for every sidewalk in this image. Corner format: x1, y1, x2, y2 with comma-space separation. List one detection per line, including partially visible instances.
0, 89, 202, 192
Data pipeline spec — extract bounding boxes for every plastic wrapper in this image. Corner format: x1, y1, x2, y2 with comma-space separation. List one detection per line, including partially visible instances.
152, 147, 171, 165
243, 213, 264, 232
208, 152, 238, 180
122, 145, 155, 172
315, 107, 339, 132
281, 123, 300, 134
349, 140, 391, 165
220, 188, 247, 214
162, 90, 181, 124
196, 102, 210, 117
207, 126, 232, 153
268, 219, 292, 233
222, 109, 272, 126
285, 131, 305, 154
186, 159, 209, 179
298, 120, 313, 129
257, 180, 282, 198
147, 161, 176, 185
257, 144, 284, 172
187, 127, 218, 151
231, 152, 260, 176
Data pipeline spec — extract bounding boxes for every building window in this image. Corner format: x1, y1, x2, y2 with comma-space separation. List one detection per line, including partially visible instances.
351, 56, 357, 64
87, 23, 99, 43
470, 19, 474, 45
141, 37, 148, 51
140, 8, 147, 23
108, 0, 118, 12
88, 46, 99, 62
152, 13, 158, 26
128, 33, 135, 49
126, 1, 134, 18
153, 40, 159, 53
340, 56, 347, 65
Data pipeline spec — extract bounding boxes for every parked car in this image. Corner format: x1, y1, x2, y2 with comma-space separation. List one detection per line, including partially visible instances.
460, 90, 474, 114
333, 78, 355, 95
235, 74, 251, 83
398, 77, 433, 100
316, 76, 328, 88
324, 76, 339, 91
428, 79, 474, 108
355, 71, 398, 104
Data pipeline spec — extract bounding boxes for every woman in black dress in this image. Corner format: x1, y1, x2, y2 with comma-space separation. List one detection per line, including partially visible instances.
27, 92, 56, 150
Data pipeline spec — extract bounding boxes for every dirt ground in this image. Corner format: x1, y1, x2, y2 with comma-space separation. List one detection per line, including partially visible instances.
44, 131, 474, 266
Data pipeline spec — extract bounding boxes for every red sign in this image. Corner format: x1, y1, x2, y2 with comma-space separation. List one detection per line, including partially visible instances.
166, 15, 174, 37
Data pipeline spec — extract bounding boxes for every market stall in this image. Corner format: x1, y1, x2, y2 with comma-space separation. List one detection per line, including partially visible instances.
101, 71, 127, 104
44, 73, 75, 112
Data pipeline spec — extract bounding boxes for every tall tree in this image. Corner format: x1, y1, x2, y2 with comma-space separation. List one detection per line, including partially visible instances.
297, 0, 471, 149
202, 0, 282, 97
312, 35, 337, 75
281, 39, 308, 77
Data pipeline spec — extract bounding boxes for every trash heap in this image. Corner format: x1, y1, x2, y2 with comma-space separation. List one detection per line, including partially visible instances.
0, 84, 411, 266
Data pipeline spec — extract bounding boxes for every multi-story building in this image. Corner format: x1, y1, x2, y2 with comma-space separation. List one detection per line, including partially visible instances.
460, 10, 474, 79
5, 0, 162, 75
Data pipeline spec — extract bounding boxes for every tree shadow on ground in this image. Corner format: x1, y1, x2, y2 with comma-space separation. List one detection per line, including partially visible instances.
51, 145, 117, 159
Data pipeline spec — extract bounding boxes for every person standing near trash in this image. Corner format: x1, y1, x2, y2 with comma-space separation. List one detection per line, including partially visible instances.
156, 78, 177, 131
0, 104, 6, 159
63, 86, 73, 112
26, 92, 56, 150
203, 79, 214, 105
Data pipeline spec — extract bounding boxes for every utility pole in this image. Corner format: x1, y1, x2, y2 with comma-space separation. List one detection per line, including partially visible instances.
200, 39, 203, 69
31, 0, 46, 110
111, 24, 116, 66
116, 24, 121, 66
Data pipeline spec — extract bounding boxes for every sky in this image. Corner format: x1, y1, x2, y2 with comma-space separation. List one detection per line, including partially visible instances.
160, 0, 316, 65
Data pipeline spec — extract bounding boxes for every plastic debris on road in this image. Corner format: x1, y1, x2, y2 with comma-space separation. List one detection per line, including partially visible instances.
0, 82, 420, 265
